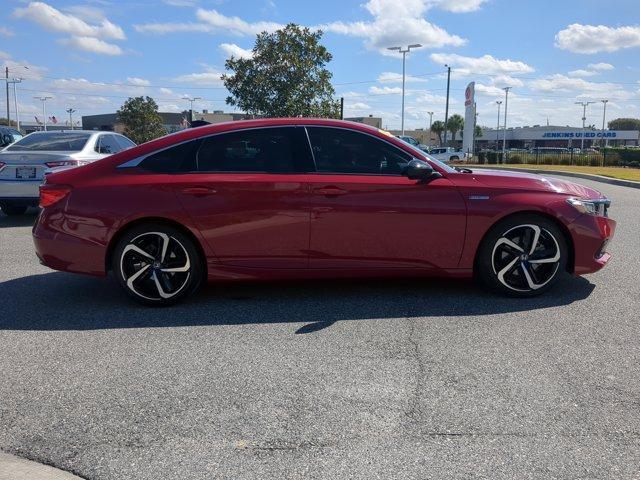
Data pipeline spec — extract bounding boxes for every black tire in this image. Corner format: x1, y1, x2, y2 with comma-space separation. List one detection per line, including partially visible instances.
112, 223, 204, 306
450, 156, 459, 161
476, 214, 568, 297
1, 204, 28, 216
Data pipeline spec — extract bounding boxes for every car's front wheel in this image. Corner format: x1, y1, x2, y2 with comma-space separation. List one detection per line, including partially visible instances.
476, 214, 568, 296
112, 224, 204, 306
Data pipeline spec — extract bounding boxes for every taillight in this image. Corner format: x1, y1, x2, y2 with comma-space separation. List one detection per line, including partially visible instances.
39, 184, 72, 208
45, 160, 80, 168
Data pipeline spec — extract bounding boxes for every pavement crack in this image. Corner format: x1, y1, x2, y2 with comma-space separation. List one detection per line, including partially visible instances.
405, 317, 426, 421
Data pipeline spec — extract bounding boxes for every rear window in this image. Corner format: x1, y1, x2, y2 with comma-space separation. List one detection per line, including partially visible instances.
7, 132, 92, 152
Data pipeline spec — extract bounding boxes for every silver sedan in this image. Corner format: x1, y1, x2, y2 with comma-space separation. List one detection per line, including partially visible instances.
0, 130, 135, 215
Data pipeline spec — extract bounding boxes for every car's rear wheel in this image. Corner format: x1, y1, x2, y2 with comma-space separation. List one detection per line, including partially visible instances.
1, 203, 28, 216
112, 224, 204, 306
476, 214, 567, 296
450, 155, 459, 161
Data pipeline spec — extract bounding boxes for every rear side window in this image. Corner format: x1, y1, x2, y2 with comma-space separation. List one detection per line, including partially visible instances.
139, 140, 200, 173
196, 127, 312, 173
96, 134, 121, 154
306, 127, 411, 175
114, 135, 136, 150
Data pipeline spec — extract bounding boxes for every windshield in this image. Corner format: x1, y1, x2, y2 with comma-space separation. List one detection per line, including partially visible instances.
7, 132, 92, 152
395, 137, 457, 173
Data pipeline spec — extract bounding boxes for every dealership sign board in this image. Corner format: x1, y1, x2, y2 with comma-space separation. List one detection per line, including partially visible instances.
485, 128, 640, 141
462, 82, 475, 155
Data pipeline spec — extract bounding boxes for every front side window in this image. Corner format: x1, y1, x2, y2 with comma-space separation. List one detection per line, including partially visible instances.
196, 127, 311, 173
306, 127, 411, 175
7, 132, 91, 152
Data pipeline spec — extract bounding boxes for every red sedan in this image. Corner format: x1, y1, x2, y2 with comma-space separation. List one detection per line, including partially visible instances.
33, 119, 615, 305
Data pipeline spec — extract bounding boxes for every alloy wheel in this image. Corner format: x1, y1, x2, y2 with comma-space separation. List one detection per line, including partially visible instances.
491, 224, 561, 292
119, 232, 191, 301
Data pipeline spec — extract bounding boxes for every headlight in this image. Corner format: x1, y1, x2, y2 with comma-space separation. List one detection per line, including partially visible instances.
567, 197, 610, 217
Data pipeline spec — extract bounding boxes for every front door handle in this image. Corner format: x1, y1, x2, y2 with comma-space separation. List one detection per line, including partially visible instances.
314, 186, 347, 197
181, 186, 217, 197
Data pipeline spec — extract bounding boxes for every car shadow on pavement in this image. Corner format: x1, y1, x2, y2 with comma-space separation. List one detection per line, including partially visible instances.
0, 211, 38, 229
0, 271, 596, 332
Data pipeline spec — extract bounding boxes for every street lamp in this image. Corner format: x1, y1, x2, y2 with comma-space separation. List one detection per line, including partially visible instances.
387, 44, 422, 136
443, 64, 451, 146
502, 87, 511, 164
185, 96, 201, 124
66, 108, 77, 130
495, 101, 502, 148
427, 111, 434, 145
34, 96, 52, 131
575, 101, 595, 150
601, 99, 609, 148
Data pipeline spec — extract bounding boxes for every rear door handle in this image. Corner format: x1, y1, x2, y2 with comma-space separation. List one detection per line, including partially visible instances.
181, 186, 217, 197
314, 186, 347, 197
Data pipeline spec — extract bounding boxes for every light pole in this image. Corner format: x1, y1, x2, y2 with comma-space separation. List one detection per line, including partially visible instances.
8, 78, 23, 131
502, 87, 511, 164
601, 99, 609, 147
387, 44, 422, 136
427, 111, 433, 145
66, 108, 77, 130
34, 96, 52, 131
443, 64, 451, 146
575, 101, 595, 150
495, 100, 502, 148
186, 96, 201, 124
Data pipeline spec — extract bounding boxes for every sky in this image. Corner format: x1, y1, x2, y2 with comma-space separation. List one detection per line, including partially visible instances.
2, 0, 640, 130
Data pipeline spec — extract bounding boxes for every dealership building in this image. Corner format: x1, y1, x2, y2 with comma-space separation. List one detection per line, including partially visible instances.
477, 125, 639, 149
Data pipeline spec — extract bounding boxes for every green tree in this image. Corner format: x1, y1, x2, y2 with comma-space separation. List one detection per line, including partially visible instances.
474, 125, 483, 138
608, 118, 640, 131
446, 114, 465, 145
430, 120, 445, 146
223, 24, 340, 118
116, 96, 166, 144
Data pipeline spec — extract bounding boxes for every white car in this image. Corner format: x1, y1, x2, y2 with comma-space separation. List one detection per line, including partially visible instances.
0, 130, 135, 215
427, 147, 466, 163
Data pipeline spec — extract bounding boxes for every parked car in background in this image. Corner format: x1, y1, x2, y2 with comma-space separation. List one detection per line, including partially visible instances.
0, 130, 135, 215
427, 147, 466, 162
398, 135, 428, 152
34, 118, 615, 305
530, 147, 570, 154
0, 126, 23, 149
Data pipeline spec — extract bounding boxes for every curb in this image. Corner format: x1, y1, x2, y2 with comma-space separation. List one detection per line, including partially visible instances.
0, 452, 84, 480
470, 166, 640, 190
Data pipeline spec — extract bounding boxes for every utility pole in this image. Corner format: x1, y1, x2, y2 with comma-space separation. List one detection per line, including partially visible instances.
387, 44, 422, 136
5, 66, 9, 122
6, 78, 23, 131
427, 111, 433, 145
502, 87, 511, 164
575, 101, 595, 150
34, 96, 52, 131
66, 108, 77, 130
340, 97, 344, 120
495, 101, 502, 148
443, 64, 451, 146
186, 97, 201, 124
601, 99, 609, 147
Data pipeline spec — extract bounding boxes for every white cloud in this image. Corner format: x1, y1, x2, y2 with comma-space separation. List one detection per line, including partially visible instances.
0, 27, 14, 37
173, 67, 224, 86
220, 43, 253, 59
63, 5, 106, 23
588, 62, 614, 71
319, 0, 466, 54
159, 87, 174, 95
163, 0, 197, 6
51, 77, 110, 92
555, 24, 640, 54
429, 53, 534, 76
133, 22, 212, 34
0, 51, 10, 60
14, 2, 125, 40
369, 86, 403, 95
528, 74, 634, 101
196, 8, 282, 36
127, 77, 151, 86
377, 72, 427, 83
347, 102, 371, 110
424, 0, 487, 12
58, 36, 124, 56
568, 69, 597, 77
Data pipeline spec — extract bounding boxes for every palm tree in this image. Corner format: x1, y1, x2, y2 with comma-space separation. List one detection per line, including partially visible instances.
446, 114, 464, 146
430, 120, 445, 146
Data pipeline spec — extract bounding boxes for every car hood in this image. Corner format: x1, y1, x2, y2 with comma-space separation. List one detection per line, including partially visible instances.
468, 168, 605, 199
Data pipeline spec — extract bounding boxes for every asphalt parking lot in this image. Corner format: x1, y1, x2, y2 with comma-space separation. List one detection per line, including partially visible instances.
0, 176, 639, 480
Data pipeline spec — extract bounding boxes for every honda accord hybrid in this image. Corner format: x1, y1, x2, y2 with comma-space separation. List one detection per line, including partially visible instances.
33, 118, 615, 305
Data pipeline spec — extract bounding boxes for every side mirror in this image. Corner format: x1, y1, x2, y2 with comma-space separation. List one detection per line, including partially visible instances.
402, 159, 440, 181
